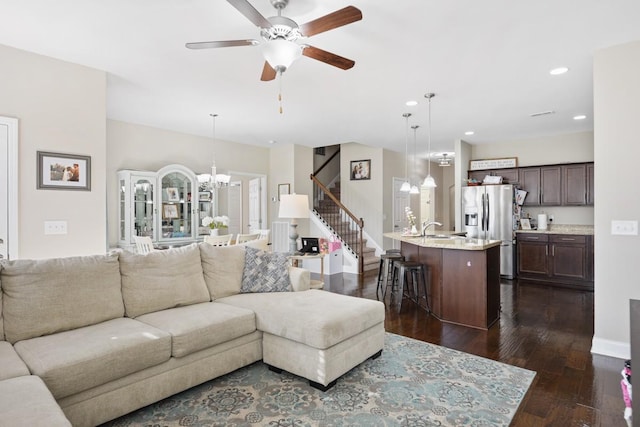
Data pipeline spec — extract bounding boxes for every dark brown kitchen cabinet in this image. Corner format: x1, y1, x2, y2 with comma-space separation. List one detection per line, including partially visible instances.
562, 164, 587, 205
540, 166, 562, 205
517, 234, 549, 275
587, 163, 594, 205
517, 232, 593, 290
467, 168, 519, 184
520, 167, 541, 205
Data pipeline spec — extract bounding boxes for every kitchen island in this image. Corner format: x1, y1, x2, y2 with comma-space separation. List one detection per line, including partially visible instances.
384, 232, 502, 329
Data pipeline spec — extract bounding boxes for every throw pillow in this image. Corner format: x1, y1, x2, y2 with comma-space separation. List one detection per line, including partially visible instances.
241, 246, 292, 293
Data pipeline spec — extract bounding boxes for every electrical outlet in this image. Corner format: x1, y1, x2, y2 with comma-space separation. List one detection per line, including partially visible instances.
548, 214, 554, 222
44, 221, 67, 235
611, 220, 638, 236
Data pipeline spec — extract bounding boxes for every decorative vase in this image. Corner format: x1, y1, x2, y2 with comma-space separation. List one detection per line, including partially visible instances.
411, 225, 418, 235
209, 229, 219, 236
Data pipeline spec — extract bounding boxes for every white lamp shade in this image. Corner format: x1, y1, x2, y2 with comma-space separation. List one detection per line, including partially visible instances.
399, 181, 411, 192
422, 175, 437, 188
279, 194, 309, 219
261, 39, 302, 70
410, 185, 420, 194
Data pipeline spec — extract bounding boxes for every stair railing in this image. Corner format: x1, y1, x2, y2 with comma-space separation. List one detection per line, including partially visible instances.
310, 174, 364, 274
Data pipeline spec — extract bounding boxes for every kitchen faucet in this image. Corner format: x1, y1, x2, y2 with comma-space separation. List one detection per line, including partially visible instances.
421, 220, 443, 236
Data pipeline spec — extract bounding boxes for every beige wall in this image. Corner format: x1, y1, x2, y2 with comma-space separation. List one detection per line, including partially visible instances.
106, 120, 269, 247
592, 40, 640, 358
0, 44, 107, 259
341, 143, 385, 245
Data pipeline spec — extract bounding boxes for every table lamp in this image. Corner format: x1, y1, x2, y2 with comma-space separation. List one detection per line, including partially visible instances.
278, 194, 309, 253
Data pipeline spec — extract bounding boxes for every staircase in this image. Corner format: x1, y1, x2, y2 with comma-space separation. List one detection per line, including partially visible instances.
314, 181, 380, 273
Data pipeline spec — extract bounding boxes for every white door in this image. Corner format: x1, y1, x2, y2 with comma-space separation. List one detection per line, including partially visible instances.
0, 117, 18, 260
248, 177, 264, 231
227, 182, 242, 236
420, 186, 435, 225
392, 177, 410, 248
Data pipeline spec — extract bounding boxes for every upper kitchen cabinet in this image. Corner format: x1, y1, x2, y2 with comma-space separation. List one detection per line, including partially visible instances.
540, 166, 562, 205
562, 164, 587, 205
587, 163, 594, 205
520, 167, 541, 206
467, 168, 519, 184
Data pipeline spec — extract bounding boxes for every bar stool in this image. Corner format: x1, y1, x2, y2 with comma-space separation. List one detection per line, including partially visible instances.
376, 252, 404, 301
390, 260, 430, 313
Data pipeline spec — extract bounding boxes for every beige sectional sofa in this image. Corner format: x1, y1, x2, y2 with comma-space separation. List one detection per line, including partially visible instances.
0, 242, 385, 427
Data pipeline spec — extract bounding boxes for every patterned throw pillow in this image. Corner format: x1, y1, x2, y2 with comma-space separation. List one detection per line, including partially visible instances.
241, 246, 292, 293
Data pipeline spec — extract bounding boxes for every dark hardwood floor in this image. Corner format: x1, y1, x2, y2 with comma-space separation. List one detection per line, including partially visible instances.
322, 271, 627, 427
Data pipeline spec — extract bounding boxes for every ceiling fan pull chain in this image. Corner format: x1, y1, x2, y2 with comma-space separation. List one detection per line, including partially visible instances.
278, 72, 283, 114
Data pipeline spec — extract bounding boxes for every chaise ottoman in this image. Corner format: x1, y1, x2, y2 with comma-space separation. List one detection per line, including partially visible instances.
218, 289, 386, 390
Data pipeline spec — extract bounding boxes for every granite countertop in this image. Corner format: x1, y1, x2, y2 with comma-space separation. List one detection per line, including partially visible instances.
384, 232, 502, 251
516, 224, 594, 235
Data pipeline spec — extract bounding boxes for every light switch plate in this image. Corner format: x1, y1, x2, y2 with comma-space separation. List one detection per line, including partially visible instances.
45, 221, 67, 235
611, 220, 638, 236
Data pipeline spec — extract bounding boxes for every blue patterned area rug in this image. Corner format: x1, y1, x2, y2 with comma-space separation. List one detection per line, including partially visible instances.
103, 333, 535, 427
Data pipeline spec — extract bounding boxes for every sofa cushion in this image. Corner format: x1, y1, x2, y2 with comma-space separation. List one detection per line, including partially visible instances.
199, 243, 246, 299
240, 246, 292, 293
119, 244, 211, 318
14, 317, 171, 399
1, 253, 124, 344
0, 341, 30, 381
136, 302, 256, 358
218, 290, 385, 350
0, 376, 71, 426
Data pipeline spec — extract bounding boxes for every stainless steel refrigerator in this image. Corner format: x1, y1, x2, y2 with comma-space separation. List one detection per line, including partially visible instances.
462, 184, 516, 278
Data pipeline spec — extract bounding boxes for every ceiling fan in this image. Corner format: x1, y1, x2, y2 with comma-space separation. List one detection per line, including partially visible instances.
186, 0, 362, 81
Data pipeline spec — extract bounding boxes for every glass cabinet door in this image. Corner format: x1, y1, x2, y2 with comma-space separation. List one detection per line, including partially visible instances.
132, 177, 154, 238
157, 165, 196, 242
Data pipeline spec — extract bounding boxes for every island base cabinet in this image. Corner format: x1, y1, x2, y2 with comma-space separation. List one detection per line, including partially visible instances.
441, 246, 501, 330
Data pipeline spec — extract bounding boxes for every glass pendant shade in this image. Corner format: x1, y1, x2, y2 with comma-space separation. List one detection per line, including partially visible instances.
423, 174, 437, 188
261, 39, 302, 71
400, 181, 411, 192
410, 184, 420, 194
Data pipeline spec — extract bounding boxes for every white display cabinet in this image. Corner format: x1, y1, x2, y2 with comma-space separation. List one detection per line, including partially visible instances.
118, 170, 157, 250
118, 164, 217, 250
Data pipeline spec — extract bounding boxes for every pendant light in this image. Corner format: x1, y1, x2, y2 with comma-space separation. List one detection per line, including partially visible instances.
209, 113, 231, 188
400, 113, 412, 192
410, 125, 420, 194
422, 93, 437, 188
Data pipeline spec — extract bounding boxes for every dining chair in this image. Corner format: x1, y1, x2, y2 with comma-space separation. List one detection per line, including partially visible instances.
204, 234, 233, 247
235, 233, 261, 244
133, 236, 155, 254
255, 229, 271, 242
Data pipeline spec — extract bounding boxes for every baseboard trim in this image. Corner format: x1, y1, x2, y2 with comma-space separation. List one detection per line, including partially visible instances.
591, 336, 630, 359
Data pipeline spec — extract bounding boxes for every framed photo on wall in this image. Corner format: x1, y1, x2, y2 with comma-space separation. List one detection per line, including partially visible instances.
278, 183, 290, 201
37, 151, 91, 190
350, 159, 371, 181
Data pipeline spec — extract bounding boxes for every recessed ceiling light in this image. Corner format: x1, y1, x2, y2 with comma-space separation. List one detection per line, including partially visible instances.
573, 115, 587, 120
464, 131, 475, 136
268, 140, 277, 144
406, 100, 418, 106
550, 67, 569, 75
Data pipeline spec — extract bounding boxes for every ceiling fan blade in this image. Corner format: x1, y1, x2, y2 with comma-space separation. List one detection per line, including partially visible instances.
260, 62, 277, 81
227, 0, 272, 29
299, 6, 362, 37
302, 45, 355, 70
185, 39, 259, 49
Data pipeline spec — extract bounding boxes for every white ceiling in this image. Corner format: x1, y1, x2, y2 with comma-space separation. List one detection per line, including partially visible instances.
2, 0, 640, 157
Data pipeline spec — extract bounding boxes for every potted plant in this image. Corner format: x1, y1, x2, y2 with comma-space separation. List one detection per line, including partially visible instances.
201, 215, 229, 236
